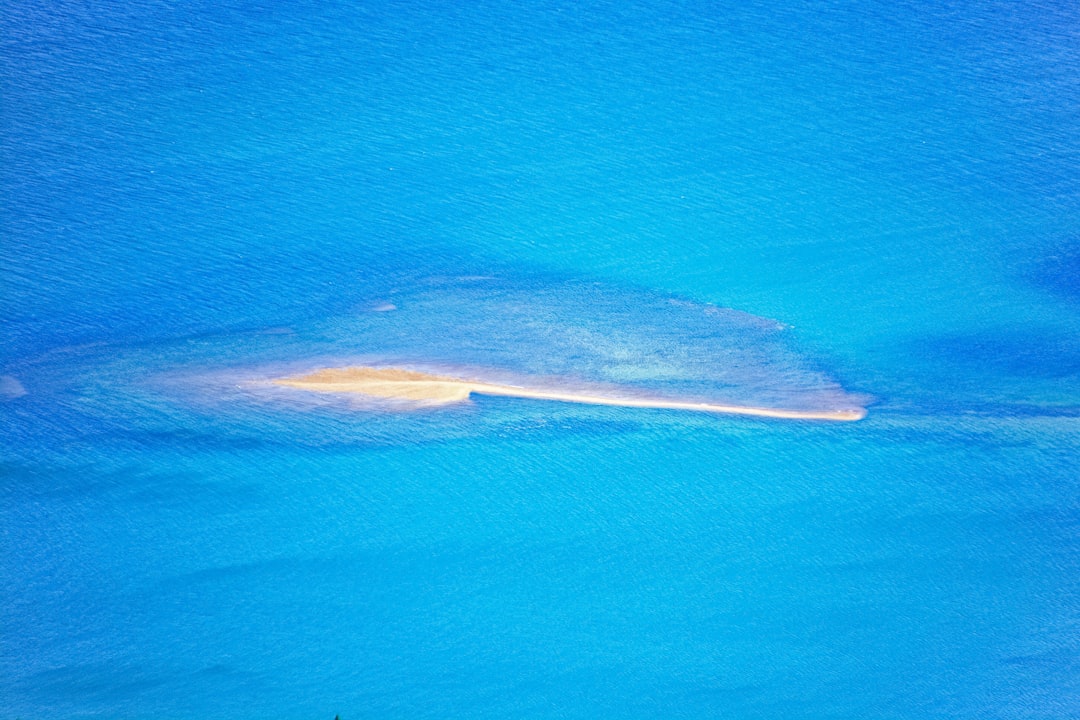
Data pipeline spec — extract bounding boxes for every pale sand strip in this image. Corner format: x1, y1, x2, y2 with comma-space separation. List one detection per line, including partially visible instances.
273, 367, 866, 421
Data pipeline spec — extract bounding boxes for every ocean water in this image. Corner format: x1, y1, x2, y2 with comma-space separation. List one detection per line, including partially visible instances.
2, 0, 1078, 717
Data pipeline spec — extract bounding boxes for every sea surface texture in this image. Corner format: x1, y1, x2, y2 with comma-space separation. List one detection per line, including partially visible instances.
3, 1, 1079, 717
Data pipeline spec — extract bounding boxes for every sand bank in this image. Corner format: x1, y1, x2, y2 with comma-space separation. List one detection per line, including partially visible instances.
0, 375, 27, 400
272, 366, 866, 421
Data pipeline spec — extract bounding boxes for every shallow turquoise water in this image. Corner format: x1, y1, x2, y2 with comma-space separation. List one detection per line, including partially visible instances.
3, 1, 1079, 717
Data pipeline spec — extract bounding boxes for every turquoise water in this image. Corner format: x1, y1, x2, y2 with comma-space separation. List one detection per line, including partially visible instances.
3, 1, 1079, 717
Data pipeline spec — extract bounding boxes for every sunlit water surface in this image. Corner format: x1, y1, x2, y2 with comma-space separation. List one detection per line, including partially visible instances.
3, 1, 1078, 718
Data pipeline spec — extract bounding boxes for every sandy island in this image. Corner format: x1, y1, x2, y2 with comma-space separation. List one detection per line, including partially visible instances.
272, 367, 866, 421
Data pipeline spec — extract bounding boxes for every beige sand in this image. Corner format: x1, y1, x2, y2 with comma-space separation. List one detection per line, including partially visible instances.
272, 366, 866, 421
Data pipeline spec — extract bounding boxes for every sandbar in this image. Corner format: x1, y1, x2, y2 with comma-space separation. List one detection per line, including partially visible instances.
272, 366, 866, 421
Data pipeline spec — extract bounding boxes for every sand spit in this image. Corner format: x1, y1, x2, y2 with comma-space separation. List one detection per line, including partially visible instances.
272, 366, 866, 421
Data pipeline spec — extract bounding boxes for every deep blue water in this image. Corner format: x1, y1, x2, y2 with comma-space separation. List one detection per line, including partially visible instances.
3, 1, 1079, 717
